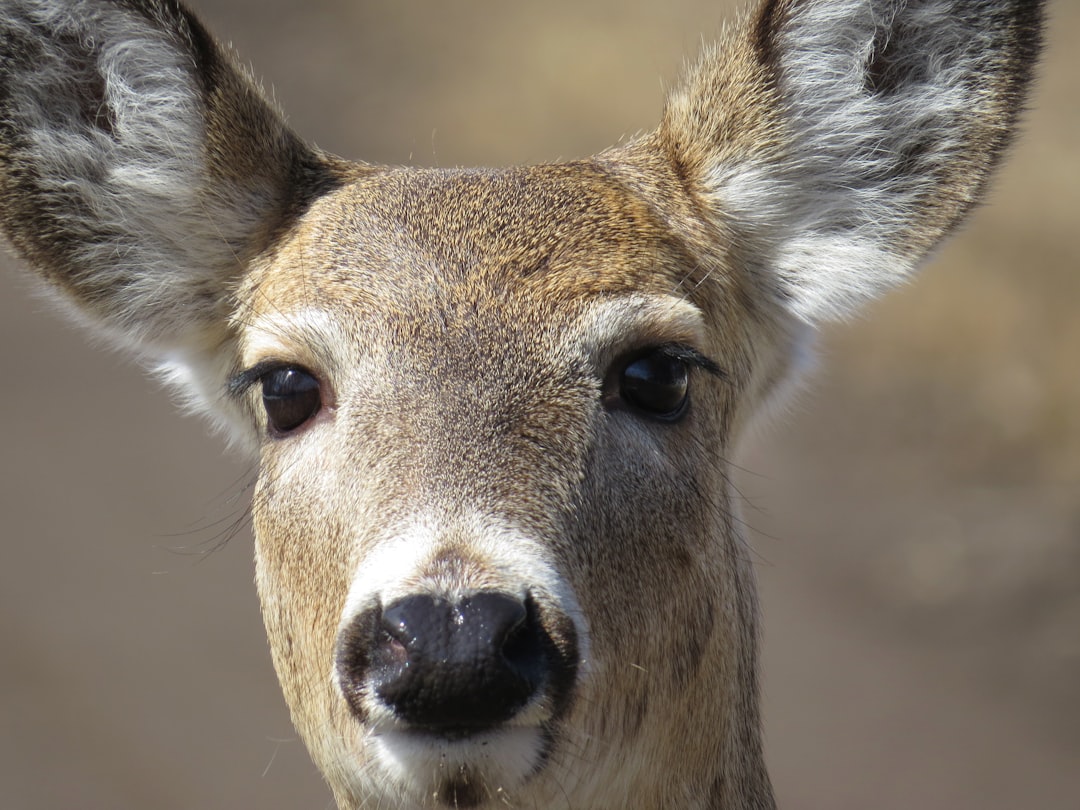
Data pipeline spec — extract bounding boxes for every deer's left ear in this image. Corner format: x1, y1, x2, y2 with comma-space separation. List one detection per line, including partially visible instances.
657, 0, 1045, 323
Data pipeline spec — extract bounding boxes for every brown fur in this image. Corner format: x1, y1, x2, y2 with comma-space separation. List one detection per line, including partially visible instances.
0, 1, 1045, 807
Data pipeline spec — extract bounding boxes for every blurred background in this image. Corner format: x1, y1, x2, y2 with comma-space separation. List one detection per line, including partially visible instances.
0, 1, 1076, 807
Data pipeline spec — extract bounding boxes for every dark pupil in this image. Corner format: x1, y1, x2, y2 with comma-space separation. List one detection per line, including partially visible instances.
620, 352, 689, 418
262, 368, 320, 434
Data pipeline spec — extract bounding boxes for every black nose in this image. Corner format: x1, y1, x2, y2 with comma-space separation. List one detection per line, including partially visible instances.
338, 592, 550, 735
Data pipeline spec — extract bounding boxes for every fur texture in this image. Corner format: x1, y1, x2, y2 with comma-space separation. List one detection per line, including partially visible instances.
0, 1, 1045, 808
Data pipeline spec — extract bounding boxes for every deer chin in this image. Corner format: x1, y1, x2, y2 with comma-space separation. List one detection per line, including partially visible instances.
361, 725, 550, 807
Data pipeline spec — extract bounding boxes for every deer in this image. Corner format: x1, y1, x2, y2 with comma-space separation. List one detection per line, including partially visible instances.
0, 0, 1046, 807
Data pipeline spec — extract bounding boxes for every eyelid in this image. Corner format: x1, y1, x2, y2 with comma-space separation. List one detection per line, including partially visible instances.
228, 359, 306, 400
615, 343, 726, 382
648, 343, 726, 379
577, 294, 717, 379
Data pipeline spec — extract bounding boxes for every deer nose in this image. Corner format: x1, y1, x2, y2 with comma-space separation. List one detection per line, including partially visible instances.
338, 592, 548, 735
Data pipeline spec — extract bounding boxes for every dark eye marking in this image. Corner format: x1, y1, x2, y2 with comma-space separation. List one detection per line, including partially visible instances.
611, 344, 724, 422
229, 361, 323, 436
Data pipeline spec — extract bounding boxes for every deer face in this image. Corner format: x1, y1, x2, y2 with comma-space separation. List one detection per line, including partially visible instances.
236, 164, 772, 806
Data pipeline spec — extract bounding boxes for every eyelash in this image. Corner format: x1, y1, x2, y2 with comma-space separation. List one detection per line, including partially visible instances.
228, 359, 298, 399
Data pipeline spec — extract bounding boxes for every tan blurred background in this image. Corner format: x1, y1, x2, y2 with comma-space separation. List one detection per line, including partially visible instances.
1, 1, 1076, 807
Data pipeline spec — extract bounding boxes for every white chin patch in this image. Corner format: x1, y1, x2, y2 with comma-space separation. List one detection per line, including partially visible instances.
372, 726, 546, 801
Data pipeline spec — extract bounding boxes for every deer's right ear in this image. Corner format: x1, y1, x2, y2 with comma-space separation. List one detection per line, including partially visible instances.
0, 0, 341, 438
657, 0, 1044, 325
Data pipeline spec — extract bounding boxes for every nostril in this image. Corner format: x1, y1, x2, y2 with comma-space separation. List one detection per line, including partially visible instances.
335, 606, 382, 722
502, 604, 536, 659
462, 591, 529, 664
381, 634, 407, 667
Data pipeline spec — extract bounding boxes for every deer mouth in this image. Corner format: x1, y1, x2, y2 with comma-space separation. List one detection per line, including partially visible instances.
365, 724, 555, 806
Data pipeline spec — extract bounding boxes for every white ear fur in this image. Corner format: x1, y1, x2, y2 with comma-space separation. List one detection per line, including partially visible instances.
670, 0, 1043, 324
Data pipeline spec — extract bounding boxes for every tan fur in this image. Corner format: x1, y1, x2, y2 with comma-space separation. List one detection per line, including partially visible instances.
0, 1, 1045, 807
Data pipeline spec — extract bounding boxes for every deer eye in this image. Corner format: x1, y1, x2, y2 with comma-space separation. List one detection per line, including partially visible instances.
619, 348, 691, 420
260, 366, 321, 435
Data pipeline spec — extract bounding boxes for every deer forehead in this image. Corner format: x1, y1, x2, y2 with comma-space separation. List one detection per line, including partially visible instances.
238, 162, 725, 374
